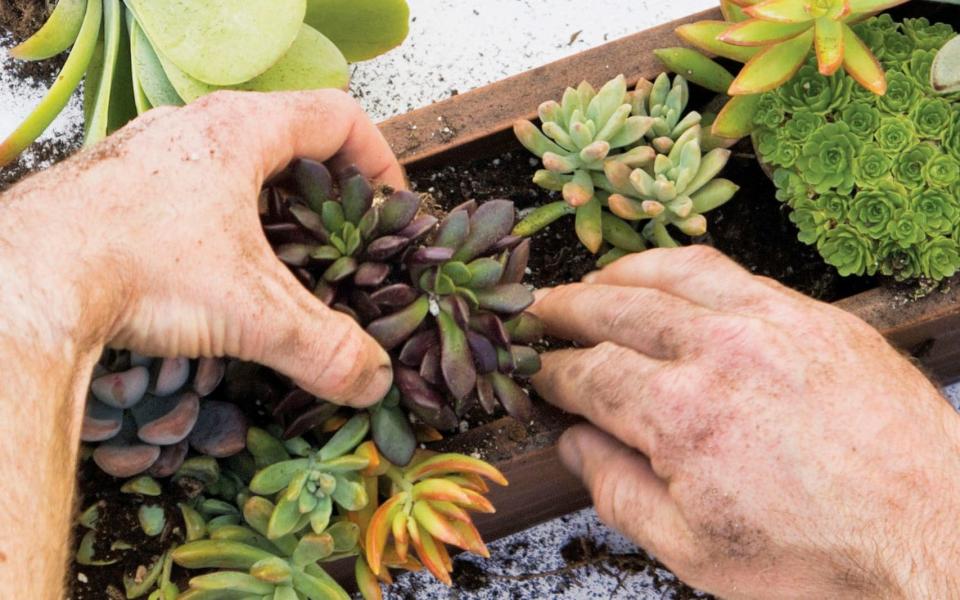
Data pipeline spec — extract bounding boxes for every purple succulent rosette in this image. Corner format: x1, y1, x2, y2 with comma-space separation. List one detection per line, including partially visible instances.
264, 160, 544, 466
81, 351, 248, 477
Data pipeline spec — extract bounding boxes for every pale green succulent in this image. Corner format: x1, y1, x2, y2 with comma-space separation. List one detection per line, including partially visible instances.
600, 127, 739, 249
513, 73, 737, 260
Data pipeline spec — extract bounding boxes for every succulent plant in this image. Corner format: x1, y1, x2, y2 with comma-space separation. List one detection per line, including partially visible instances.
168, 423, 504, 597
1, 0, 410, 166
81, 350, 248, 477
514, 73, 738, 260
265, 161, 544, 468
754, 16, 960, 282
362, 450, 507, 586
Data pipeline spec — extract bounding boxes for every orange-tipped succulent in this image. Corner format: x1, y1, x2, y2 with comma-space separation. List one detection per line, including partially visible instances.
677, 0, 910, 96
362, 451, 506, 589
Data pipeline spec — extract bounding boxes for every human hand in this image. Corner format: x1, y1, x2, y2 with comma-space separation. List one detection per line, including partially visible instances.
531, 246, 960, 598
1, 90, 401, 406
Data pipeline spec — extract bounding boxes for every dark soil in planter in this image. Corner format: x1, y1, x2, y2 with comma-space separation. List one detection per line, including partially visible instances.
0, 0, 49, 41
406, 140, 876, 303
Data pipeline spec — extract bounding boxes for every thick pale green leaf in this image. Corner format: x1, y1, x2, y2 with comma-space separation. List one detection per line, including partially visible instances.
575, 198, 603, 254
126, 14, 152, 114
712, 94, 762, 139
304, 0, 409, 62
0, 0, 101, 166
814, 17, 843, 76
127, 0, 306, 85
84, 0, 123, 145
232, 25, 349, 92
83, 37, 104, 128
721, 0, 751, 21
106, 7, 138, 134
654, 48, 734, 94
719, 18, 811, 46
932, 35, 960, 95
157, 24, 349, 102
841, 23, 885, 95
11, 0, 87, 60
675, 21, 759, 63
728, 29, 813, 94
130, 20, 183, 108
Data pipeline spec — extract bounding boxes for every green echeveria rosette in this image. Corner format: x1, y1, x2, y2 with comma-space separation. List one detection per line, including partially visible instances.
919, 236, 960, 281
849, 187, 907, 241
875, 116, 918, 156
914, 189, 959, 235
795, 122, 862, 195
753, 94, 786, 130
894, 144, 937, 189
263, 160, 545, 467
911, 98, 953, 141
924, 154, 960, 189
840, 103, 881, 138
880, 31, 914, 65
878, 242, 923, 282
784, 112, 826, 142
902, 17, 957, 51
775, 63, 852, 115
854, 147, 893, 189
906, 50, 937, 89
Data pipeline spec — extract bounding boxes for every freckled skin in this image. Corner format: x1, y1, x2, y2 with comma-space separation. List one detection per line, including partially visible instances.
531, 246, 960, 599
0, 90, 405, 598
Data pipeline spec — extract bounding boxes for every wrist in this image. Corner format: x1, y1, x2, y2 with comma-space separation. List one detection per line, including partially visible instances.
0, 176, 132, 355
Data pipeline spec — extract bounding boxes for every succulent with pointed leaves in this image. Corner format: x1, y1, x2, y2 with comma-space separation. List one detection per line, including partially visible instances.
362, 451, 507, 588
632, 74, 703, 154
246, 417, 373, 540
368, 199, 543, 429
602, 127, 739, 251
81, 350, 247, 478
171, 496, 358, 600
263, 160, 435, 312
676, 0, 909, 97
267, 163, 544, 467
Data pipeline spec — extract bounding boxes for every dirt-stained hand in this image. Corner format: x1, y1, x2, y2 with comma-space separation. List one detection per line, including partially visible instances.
531, 245, 960, 599
4, 90, 402, 407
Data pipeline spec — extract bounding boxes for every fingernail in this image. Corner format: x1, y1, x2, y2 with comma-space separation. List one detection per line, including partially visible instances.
582, 271, 600, 283
558, 430, 583, 478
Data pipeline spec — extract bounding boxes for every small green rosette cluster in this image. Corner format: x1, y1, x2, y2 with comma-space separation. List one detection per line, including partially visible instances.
513, 73, 738, 263
755, 16, 960, 281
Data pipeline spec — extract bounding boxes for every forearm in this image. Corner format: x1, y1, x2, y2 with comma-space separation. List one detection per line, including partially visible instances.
0, 175, 123, 597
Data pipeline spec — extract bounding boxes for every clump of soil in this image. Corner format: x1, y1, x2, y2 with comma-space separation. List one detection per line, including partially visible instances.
0, 0, 49, 41
70, 462, 193, 599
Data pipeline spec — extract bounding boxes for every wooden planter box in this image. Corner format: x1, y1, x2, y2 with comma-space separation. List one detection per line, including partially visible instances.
369, 4, 960, 557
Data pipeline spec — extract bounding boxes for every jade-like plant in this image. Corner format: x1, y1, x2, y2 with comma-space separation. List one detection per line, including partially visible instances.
513, 73, 738, 261
82, 350, 248, 477
0, 0, 410, 166
754, 16, 960, 281
263, 161, 544, 467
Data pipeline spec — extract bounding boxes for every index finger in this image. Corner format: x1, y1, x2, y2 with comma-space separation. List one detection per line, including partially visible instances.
190, 89, 406, 189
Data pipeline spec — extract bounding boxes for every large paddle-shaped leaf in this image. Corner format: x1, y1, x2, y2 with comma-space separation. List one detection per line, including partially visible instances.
158, 24, 348, 102
932, 35, 960, 95
304, 0, 409, 62
11, 0, 87, 60
130, 22, 184, 109
126, 0, 306, 85
0, 0, 102, 166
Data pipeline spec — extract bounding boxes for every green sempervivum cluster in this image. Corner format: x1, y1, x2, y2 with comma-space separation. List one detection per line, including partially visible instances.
514, 73, 738, 262
754, 16, 960, 282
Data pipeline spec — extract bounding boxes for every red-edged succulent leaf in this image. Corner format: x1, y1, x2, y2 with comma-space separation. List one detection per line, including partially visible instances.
814, 16, 844, 76
364, 492, 407, 575
411, 478, 472, 504
744, 0, 814, 22
456, 488, 496, 514
841, 22, 886, 95
81, 399, 123, 442
407, 520, 452, 585
379, 191, 421, 233
713, 94, 762, 138
676, 21, 758, 63
721, 0, 751, 22
406, 453, 508, 487
392, 512, 410, 562
728, 29, 814, 95
489, 371, 533, 421
445, 473, 490, 494
719, 18, 811, 46
412, 501, 465, 549
450, 519, 489, 557
147, 439, 189, 477
90, 366, 149, 409
132, 392, 200, 446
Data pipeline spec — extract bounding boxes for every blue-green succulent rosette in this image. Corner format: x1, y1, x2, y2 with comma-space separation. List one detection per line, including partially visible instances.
752, 15, 960, 282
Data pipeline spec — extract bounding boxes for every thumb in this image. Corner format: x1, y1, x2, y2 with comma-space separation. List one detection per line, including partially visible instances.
239, 260, 393, 408
559, 424, 687, 559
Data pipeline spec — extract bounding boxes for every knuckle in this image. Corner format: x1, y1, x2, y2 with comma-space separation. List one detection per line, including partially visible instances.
696, 314, 769, 348
577, 342, 634, 413
675, 244, 724, 269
